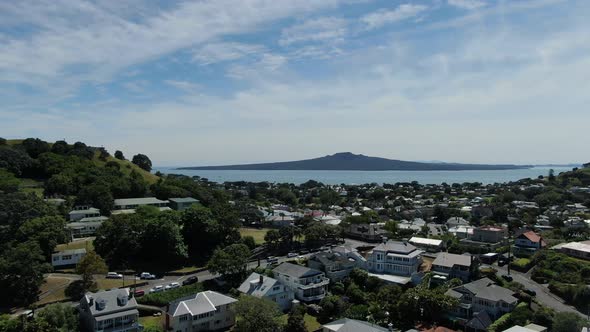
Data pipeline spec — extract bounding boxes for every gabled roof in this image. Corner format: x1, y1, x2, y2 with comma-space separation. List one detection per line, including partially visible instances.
167, 291, 236, 317
432, 252, 472, 268
448, 278, 517, 304
518, 231, 545, 245
323, 318, 389, 332
237, 272, 285, 297
273, 262, 322, 278
82, 288, 137, 317
466, 311, 492, 330
169, 197, 199, 203
114, 197, 168, 206
373, 240, 418, 254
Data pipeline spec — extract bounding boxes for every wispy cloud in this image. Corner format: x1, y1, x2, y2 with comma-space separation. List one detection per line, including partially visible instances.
164, 80, 201, 93
447, 0, 487, 10
192, 42, 266, 65
361, 4, 428, 30
279, 17, 347, 46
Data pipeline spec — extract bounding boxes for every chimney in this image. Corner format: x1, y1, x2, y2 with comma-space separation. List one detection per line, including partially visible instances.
88, 296, 94, 306
259, 275, 264, 284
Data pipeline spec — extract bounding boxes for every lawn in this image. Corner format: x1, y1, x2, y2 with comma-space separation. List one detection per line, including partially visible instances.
239, 227, 271, 245
92, 152, 159, 184
36, 276, 71, 305
139, 316, 163, 331
168, 265, 206, 274
55, 237, 95, 252
279, 313, 321, 331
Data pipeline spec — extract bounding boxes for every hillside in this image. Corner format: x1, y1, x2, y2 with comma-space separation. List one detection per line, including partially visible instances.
179, 152, 531, 171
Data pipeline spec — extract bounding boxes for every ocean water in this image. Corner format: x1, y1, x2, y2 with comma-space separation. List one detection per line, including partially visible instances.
152, 167, 574, 185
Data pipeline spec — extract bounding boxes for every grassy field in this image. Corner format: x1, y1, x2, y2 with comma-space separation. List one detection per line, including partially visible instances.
95, 277, 140, 291
139, 316, 163, 331
279, 313, 321, 331
239, 227, 271, 245
36, 276, 70, 305
55, 237, 95, 252
168, 265, 205, 274
92, 152, 159, 184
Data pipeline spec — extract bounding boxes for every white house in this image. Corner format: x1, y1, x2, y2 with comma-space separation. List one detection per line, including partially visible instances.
112, 197, 170, 214
366, 240, 423, 278
166, 291, 237, 332
79, 288, 140, 332
237, 272, 294, 311
445, 277, 518, 320
322, 318, 389, 332
66, 220, 105, 237
69, 207, 101, 221
51, 249, 86, 267
273, 262, 329, 302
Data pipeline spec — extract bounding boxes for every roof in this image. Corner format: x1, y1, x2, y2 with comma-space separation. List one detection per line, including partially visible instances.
66, 221, 104, 228
518, 231, 543, 244
502, 324, 547, 332
323, 318, 389, 332
82, 288, 137, 317
237, 272, 284, 297
449, 278, 517, 304
409, 237, 443, 247
557, 242, 590, 253
80, 216, 109, 222
114, 197, 168, 206
466, 311, 493, 330
373, 240, 418, 254
273, 262, 322, 278
69, 207, 100, 215
53, 248, 86, 256
167, 291, 237, 317
433, 252, 472, 268
169, 197, 199, 203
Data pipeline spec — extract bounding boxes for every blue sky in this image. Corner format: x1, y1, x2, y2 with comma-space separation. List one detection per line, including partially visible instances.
1, 0, 589, 166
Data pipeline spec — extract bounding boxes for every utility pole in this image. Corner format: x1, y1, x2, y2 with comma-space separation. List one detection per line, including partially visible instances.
507, 233, 512, 275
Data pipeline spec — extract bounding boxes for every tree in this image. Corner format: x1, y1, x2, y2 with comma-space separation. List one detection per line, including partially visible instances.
264, 229, 281, 251
132, 154, 152, 172
50, 140, 69, 154
45, 173, 75, 196
0, 137, 5, 145
318, 295, 347, 323
552, 312, 586, 332
17, 216, 68, 259
548, 169, 556, 182
0, 147, 33, 176
0, 168, 20, 193
76, 184, 114, 215
76, 251, 108, 295
207, 244, 250, 286
36, 303, 79, 332
241, 236, 256, 250
114, 150, 125, 160
234, 296, 282, 332
384, 220, 399, 238
285, 305, 307, 332
21, 138, 50, 158
0, 241, 51, 306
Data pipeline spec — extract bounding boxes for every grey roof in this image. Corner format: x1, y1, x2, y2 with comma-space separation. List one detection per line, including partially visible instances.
54, 248, 86, 255
114, 197, 168, 206
323, 318, 389, 332
169, 197, 199, 203
466, 311, 492, 330
69, 207, 100, 214
82, 288, 137, 317
448, 278, 517, 303
168, 291, 237, 317
373, 240, 418, 254
433, 252, 472, 268
237, 272, 283, 297
80, 216, 109, 222
273, 262, 322, 278
66, 221, 104, 228
310, 252, 353, 267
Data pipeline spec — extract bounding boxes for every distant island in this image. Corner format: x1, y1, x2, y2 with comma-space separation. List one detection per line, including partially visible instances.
178, 152, 532, 171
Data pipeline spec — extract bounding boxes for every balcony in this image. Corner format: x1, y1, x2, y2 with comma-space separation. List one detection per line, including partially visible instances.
300, 293, 326, 302
297, 277, 329, 290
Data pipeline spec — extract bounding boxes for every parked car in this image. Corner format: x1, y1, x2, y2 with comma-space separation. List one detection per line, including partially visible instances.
106, 272, 123, 279
523, 288, 536, 296
501, 274, 513, 282
299, 249, 309, 254
287, 252, 298, 258
149, 285, 164, 293
134, 290, 145, 297
140, 272, 156, 280
165, 282, 180, 290
182, 276, 199, 286
267, 256, 279, 264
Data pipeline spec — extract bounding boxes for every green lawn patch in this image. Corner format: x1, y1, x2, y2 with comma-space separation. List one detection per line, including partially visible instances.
139, 316, 163, 331
279, 313, 321, 331
138, 283, 204, 307
55, 238, 95, 252
239, 227, 271, 245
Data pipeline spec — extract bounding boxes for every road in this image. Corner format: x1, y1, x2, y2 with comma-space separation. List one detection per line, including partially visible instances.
494, 264, 587, 318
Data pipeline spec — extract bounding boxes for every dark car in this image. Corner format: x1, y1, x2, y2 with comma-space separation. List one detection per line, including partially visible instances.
501, 274, 513, 282
182, 276, 199, 286
523, 288, 536, 296
134, 290, 145, 297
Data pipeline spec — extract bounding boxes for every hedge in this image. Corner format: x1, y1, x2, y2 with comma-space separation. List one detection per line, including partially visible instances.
137, 283, 204, 307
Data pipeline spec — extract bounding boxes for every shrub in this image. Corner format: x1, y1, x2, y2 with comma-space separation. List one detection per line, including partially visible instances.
137, 283, 203, 306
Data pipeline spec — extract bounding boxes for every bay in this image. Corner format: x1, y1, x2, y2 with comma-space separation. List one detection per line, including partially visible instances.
152, 166, 575, 185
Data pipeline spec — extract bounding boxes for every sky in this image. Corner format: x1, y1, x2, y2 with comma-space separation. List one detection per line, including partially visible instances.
1, 0, 589, 166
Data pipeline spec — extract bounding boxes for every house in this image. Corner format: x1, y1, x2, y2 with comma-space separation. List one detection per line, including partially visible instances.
445, 277, 518, 321
447, 217, 470, 228
449, 226, 475, 239
51, 249, 86, 267
307, 248, 365, 281
322, 318, 389, 332
366, 240, 423, 279
470, 226, 507, 244
552, 241, 590, 260
273, 262, 329, 302
514, 231, 546, 256
409, 237, 444, 252
502, 324, 547, 332
169, 197, 199, 211
69, 207, 101, 221
113, 197, 169, 212
431, 253, 474, 282
344, 222, 386, 242
465, 310, 493, 332
166, 291, 237, 332
237, 272, 294, 311
66, 221, 104, 237
79, 288, 140, 332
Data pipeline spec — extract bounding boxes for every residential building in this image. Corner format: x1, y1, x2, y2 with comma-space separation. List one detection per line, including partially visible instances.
431, 252, 474, 282
273, 262, 329, 302
409, 237, 444, 252
79, 288, 140, 332
552, 241, 590, 260
322, 318, 389, 332
445, 277, 518, 321
69, 207, 101, 221
502, 324, 547, 332
51, 249, 86, 267
166, 291, 237, 332
470, 226, 507, 243
307, 247, 366, 281
237, 272, 294, 311
344, 222, 386, 242
514, 231, 546, 256
113, 197, 169, 211
447, 217, 470, 228
67, 220, 105, 237
169, 197, 199, 211
366, 240, 423, 278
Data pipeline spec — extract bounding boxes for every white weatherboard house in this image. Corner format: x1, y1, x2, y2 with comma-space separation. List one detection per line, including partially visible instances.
366, 240, 423, 280
273, 262, 329, 302
51, 249, 86, 267
68, 207, 101, 221
79, 288, 140, 332
166, 291, 237, 332
237, 272, 294, 311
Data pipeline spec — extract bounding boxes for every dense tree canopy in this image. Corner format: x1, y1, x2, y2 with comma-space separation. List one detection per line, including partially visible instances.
132, 153, 152, 172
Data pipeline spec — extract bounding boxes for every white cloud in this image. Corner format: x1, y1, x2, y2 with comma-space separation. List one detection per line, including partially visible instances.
164, 80, 201, 93
447, 0, 487, 10
279, 17, 347, 46
361, 4, 428, 30
192, 42, 266, 65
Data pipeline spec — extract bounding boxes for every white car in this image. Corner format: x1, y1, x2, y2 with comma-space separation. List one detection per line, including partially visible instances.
165, 282, 180, 290
149, 285, 164, 293
140, 272, 156, 280
287, 253, 298, 258
106, 272, 123, 279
